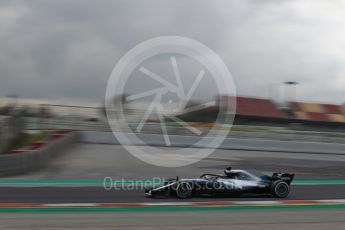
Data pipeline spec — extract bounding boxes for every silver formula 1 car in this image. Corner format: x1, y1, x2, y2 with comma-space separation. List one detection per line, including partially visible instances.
145, 167, 295, 199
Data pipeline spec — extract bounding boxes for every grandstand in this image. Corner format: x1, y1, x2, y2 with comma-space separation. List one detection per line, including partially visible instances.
292, 102, 345, 123
181, 95, 345, 129
219, 96, 288, 118
219, 96, 345, 124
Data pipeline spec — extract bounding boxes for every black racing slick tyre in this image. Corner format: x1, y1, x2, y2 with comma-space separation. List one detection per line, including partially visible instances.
175, 182, 193, 199
270, 180, 290, 198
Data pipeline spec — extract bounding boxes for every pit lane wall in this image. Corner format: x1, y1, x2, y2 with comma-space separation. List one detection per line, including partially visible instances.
0, 132, 78, 176
79, 131, 345, 155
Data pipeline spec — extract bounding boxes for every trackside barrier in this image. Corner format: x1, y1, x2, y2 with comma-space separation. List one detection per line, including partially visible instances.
0, 132, 78, 176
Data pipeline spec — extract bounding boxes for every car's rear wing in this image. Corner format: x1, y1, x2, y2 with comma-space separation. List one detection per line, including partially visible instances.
272, 173, 295, 184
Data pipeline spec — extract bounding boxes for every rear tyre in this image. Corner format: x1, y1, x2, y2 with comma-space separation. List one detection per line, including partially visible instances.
270, 180, 290, 198
176, 182, 193, 199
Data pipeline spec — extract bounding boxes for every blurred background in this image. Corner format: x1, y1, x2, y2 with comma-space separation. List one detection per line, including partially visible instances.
0, 1, 345, 228
0, 0, 345, 173
1, 0, 344, 149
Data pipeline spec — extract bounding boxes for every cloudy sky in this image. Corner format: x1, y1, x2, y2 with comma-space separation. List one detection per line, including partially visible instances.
1, 0, 345, 105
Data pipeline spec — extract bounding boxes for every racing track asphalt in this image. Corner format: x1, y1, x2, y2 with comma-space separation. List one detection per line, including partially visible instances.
1, 184, 345, 203
1, 210, 345, 229
1, 144, 344, 229
1, 144, 345, 204
6, 144, 345, 180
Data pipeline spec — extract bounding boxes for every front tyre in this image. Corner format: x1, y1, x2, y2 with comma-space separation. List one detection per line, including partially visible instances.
270, 181, 290, 198
176, 182, 193, 199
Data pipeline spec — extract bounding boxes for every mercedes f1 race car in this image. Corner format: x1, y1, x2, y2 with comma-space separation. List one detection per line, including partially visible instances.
145, 167, 295, 199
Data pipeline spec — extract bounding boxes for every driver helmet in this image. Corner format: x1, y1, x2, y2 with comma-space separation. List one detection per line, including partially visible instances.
224, 167, 232, 176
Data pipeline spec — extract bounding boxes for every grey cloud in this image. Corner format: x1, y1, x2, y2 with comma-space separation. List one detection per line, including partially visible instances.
0, 0, 344, 104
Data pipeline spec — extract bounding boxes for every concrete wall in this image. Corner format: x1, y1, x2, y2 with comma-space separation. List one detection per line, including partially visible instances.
0, 132, 78, 176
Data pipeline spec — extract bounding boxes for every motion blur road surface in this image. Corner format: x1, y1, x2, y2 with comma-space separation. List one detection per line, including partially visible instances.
1, 143, 345, 202
1, 210, 345, 230
6, 143, 345, 180
1, 143, 345, 229
1, 185, 345, 203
